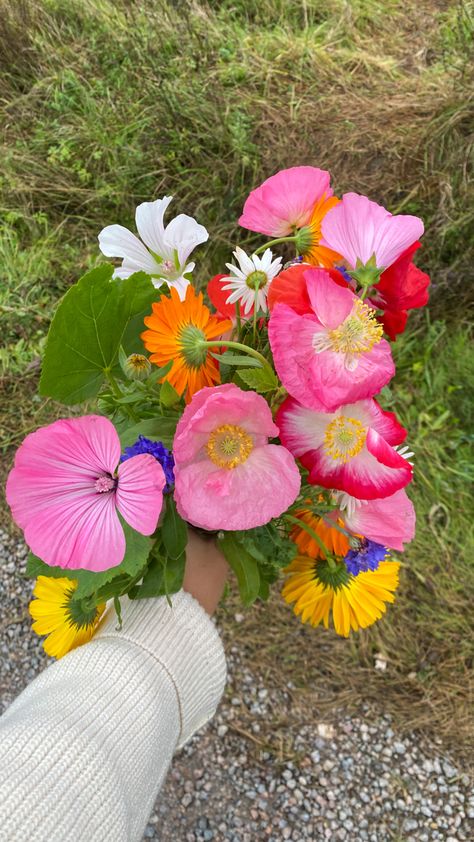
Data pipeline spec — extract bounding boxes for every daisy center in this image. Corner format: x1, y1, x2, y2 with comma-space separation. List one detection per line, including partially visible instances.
178, 323, 208, 368
324, 416, 366, 463
94, 474, 116, 493
206, 424, 253, 469
245, 270, 267, 290
328, 299, 383, 355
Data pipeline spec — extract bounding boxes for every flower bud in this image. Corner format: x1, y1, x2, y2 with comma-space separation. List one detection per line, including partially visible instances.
122, 353, 152, 381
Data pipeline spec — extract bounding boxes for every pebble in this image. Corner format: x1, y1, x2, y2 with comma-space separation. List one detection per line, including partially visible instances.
0, 529, 471, 842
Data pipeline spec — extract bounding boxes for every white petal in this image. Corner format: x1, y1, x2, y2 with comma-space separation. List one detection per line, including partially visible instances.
164, 214, 208, 267
234, 247, 256, 276
135, 196, 173, 257
166, 276, 190, 301
112, 265, 134, 279
98, 224, 157, 273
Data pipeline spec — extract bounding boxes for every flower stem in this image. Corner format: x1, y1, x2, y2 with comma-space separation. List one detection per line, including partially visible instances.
284, 513, 332, 560
199, 339, 272, 372
235, 300, 242, 338
104, 369, 139, 422
253, 236, 298, 255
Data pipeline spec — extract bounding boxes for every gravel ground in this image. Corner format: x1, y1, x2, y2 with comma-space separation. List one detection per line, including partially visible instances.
1, 528, 472, 842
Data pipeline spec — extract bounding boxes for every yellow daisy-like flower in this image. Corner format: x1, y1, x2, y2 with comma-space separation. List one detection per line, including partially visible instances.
283, 512, 400, 636
303, 194, 343, 268
141, 285, 232, 402
29, 576, 105, 659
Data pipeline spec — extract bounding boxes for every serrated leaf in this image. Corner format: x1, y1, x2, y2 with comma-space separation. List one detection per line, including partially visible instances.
161, 496, 188, 560
211, 352, 262, 368
26, 522, 152, 598
218, 532, 260, 606
237, 366, 278, 393
39, 265, 158, 404
119, 416, 178, 450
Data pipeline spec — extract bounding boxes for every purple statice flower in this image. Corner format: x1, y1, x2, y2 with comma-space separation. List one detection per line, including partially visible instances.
121, 436, 175, 493
344, 539, 388, 576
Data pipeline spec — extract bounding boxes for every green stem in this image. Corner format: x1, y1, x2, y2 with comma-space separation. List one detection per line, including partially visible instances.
199, 339, 272, 373
235, 300, 242, 339
253, 235, 298, 255
284, 513, 333, 560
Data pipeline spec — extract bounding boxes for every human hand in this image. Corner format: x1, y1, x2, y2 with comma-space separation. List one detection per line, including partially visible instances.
182, 529, 228, 615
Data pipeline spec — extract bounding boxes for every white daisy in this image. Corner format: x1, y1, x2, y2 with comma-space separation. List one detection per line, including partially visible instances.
98, 196, 208, 300
221, 247, 282, 315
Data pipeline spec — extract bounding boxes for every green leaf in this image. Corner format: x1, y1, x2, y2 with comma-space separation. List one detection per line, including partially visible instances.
237, 366, 278, 393
218, 532, 261, 606
119, 416, 179, 449
161, 496, 188, 560
40, 265, 158, 404
160, 379, 181, 407
129, 545, 185, 599
211, 352, 262, 368
26, 522, 152, 598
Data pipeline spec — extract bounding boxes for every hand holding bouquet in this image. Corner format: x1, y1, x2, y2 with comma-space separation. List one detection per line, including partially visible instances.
6, 167, 429, 658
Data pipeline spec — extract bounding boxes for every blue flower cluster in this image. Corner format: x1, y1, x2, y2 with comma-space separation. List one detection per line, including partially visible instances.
344, 539, 387, 576
120, 436, 175, 493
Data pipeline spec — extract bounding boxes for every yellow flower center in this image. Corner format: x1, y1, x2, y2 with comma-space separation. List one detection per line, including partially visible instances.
324, 416, 366, 463
206, 424, 253, 469
328, 299, 383, 355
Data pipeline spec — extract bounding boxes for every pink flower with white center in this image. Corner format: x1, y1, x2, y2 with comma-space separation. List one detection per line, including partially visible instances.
6, 415, 166, 572
334, 489, 416, 551
268, 268, 395, 412
239, 166, 334, 237
320, 192, 424, 271
98, 196, 208, 300
276, 397, 413, 500
173, 384, 301, 531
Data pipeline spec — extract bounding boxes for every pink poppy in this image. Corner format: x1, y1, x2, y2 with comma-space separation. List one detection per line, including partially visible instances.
173, 384, 301, 531
238, 166, 333, 237
276, 397, 412, 499
268, 268, 395, 412
320, 193, 424, 270
334, 489, 416, 551
6, 415, 166, 572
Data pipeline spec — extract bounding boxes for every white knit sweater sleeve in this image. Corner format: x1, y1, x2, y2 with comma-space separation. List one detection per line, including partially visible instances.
0, 591, 227, 842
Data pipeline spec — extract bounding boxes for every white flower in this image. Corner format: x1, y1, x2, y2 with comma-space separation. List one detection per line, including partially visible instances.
98, 196, 208, 299
222, 247, 282, 315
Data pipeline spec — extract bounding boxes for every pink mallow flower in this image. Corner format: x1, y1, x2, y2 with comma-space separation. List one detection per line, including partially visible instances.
239, 166, 333, 237
276, 397, 413, 500
173, 384, 301, 531
334, 489, 415, 552
320, 192, 424, 271
269, 268, 395, 412
6, 415, 166, 572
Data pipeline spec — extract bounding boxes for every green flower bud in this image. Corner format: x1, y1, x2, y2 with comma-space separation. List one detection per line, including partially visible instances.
123, 353, 152, 381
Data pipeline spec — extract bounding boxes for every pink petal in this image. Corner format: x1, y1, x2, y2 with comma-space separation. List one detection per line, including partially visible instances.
175, 445, 300, 531
275, 397, 330, 458
239, 167, 332, 237
365, 401, 407, 445
6, 416, 121, 531
22, 490, 125, 572
321, 193, 423, 270
304, 268, 354, 328
343, 489, 415, 551
116, 454, 165, 535
173, 384, 278, 464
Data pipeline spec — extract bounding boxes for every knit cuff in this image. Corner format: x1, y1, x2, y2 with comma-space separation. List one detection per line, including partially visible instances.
95, 591, 227, 746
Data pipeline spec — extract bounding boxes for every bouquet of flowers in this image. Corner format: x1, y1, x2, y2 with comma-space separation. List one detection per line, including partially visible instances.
5, 166, 430, 659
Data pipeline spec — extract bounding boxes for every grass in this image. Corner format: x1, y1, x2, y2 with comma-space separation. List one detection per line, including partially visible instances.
0, 0, 473, 763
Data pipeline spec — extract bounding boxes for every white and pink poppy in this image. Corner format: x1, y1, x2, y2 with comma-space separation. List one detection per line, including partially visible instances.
268, 268, 395, 411
6, 415, 166, 572
276, 397, 413, 499
320, 193, 424, 271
